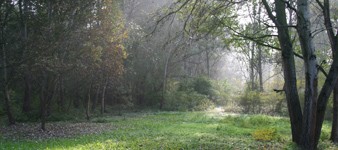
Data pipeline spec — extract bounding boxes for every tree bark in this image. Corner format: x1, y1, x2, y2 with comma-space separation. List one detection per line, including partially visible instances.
86, 84, 92, 121
58, 74, 65, 112
101, 77, 108, 114
161, 52, 170, 109
92, 86, 100, 111
314, 4, 338, 143
332, 84, 338, 142
250, 42, 255, 90
258, 45, 263, 92
314, 0, 338, 144
22, 73, 32, 113
262, 0, 303, 144
206, 50, 210, 78
296, 0, 318, 148
40, 72, 47, 131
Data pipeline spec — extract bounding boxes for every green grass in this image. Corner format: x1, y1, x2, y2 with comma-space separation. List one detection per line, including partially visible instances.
0, 111, 336, 149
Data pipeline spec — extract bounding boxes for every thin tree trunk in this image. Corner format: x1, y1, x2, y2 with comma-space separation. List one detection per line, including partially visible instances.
250, 42, 255, 90
101, 77, 108, 114
40, 72, 47, 131
58, 74, 65, 111
258, 45, 263, 92
161, 53, 170, 109
206, 50, 210, 78
23, 73, 32, 113
92, 86, 100, 111
86, 84, 92, 121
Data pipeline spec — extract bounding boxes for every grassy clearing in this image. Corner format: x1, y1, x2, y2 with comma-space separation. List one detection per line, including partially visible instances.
0, 111, 336, 149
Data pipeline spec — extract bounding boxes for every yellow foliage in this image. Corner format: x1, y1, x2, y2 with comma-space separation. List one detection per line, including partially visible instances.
252, 128, 278, 141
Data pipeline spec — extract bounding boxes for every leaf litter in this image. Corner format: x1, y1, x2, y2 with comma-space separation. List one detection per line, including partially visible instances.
0, 122, 114, 140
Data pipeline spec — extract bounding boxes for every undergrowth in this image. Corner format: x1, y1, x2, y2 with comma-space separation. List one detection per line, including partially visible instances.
0, 111, 336, 149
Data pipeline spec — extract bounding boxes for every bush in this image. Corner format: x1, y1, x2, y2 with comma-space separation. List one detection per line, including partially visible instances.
239, 91, 261, 114
238, 91, 287, 116
164, 90, 214, 111
178, 76, 214, 97
252, 128, 279, 141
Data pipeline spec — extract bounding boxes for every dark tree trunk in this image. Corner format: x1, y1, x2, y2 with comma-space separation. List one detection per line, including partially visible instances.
331, 84, 338, 142
74, 91, 80, 108
250, 42, 255, 90
315, 0, 338, 144
23, 73, 32, 113
86, 85, 91, 121
58, 74, 65, 112
314, 48, 338, 147
40, 73, 57, 131
40, 72, 47, 131
101, 77, 108, 114
262, 0, 303, 144
92, 86, 100, 111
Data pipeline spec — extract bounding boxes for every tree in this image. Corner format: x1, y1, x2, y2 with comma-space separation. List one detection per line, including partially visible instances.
262, 0, 337, 148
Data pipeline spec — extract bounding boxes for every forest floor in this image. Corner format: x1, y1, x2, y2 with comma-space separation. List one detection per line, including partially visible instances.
0, 108, 337, 149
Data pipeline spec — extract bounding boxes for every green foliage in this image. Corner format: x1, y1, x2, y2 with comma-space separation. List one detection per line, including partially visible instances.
165, 91, 214, 111
211, 80, 229, 106
238, 91, 287, 116
239, 91, 261, 114
164, 77, 221, 111
178, 77, 214, 96
192, 77, 213, 96
252, 128, 279, 141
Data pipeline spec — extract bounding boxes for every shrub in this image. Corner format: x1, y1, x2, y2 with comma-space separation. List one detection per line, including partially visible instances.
164, 91, 214, 111
178, 76, 214, 97
237, 91, 287, 116
252, 128, 278, 141
239, 91, 261, 114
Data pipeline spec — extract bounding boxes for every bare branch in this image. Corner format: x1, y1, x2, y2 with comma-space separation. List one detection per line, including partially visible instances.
262, 0, 277, 25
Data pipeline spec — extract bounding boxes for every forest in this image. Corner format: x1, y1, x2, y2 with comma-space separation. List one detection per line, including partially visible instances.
0, 0, 338, 149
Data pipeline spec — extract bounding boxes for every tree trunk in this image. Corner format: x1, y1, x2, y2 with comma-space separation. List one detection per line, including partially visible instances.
92, 86, 100, 111
206, 50, 210, 78
262, 0, 303, 144
258, 45, 263, 92
161, 53, 170, 109
22, 73, 32, 113
331, 84, 338, 142
101, 77, 108, 114
314, 46, 338, 147
314, 0, 338, 144
58, 74, 65, 112
86, 85, 92, 121
250, 42, 255, 90
296, 0, 318, 148
40, 72, 47, 131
